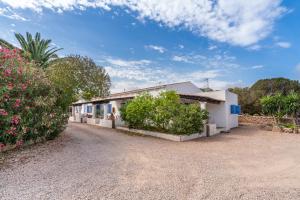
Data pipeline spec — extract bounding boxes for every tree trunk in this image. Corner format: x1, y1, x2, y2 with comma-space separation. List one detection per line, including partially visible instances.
293, 116, 298, 134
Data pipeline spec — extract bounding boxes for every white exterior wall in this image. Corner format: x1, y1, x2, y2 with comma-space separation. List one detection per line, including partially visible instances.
201, 90, 238, 131
206, 102, 227, 128
109, 100, 125, 126
225, 90, 239, 129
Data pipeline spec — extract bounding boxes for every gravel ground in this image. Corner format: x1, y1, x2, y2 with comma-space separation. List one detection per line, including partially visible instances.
1, 123, 300, 200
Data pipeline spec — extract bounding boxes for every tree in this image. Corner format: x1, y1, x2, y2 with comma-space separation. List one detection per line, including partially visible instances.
15, 32, 62, 68
0, 39, 16, 49
284, 92, 300, 133
47, 55, 111, 109
260, 93, 285, 126
230, 78, 300, 114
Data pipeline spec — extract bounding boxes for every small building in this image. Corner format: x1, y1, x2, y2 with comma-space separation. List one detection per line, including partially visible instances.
70, 81, 239, 136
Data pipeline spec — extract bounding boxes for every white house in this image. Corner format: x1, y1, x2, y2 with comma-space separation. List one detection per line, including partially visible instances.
70, 81, 239, 136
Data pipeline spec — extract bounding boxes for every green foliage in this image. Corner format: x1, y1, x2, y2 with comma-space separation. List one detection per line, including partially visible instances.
170, 104, 208, 135
120, 91, 208, 135
14, 32, 62, 68
284, 92, 300, 117
122, 93, 154, 129
153, 91, 180, 130
0, 39, 16, 49
230, 78, 300, 114
283, 92, 300, 133
260, 93, 285, 125
260, 92, 300, 132
47, 55, 111, 107
0, 48, 68, 147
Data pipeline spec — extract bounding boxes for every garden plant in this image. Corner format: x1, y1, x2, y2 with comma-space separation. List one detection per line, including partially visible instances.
120, 91, 208, 135
0, 48, 68, 150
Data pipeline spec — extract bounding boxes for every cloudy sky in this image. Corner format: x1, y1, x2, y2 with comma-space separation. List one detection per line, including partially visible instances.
0, 0, 299, 92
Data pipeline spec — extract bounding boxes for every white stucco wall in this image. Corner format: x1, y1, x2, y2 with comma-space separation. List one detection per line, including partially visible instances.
206, 102, 227, 128
109, 100, 125, 126
225, 90, 239, 129
201, 90, 238, 131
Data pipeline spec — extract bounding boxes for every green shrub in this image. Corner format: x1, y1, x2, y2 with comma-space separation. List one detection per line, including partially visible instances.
153, 91, 180, 130
120, 91, 208, 135
0, 48, 68, 148
170, 104, 208, 135
123, 93, 154, 128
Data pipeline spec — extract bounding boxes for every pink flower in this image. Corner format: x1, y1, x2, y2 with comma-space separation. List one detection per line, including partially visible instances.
21, 83, 27, 91
14, 99, 21, 108
0, 109, 8, 116
6, 127, 17, 136
7, 83, 14, 90
0, 143, 5, 150
16, 140, 23, 147
4, 69, 12, 77
17, 67, 23, 75
11, 115, 20, 125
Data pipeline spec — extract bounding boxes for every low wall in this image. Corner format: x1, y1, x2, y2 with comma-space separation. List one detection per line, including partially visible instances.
239, 115, 293, 125
117, 127, 205, 142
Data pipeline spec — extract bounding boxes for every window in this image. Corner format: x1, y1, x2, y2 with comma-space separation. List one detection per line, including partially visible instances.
230, 105, 241, 114
87, 106, 92, 113
107, 104, 112, 114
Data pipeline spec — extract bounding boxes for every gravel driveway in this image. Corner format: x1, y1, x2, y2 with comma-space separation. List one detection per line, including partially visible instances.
1, 123, 300, 200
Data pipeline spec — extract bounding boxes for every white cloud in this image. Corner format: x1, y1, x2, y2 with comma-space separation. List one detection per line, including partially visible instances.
276, 41, 291, 48
251, 65, 264, 69
172, 52, 239, 69
172, 55, 192, 63
145, 45, 166, 53
208, 45, 217, 50
106, 58, 151, 67
101, 56, 239, 93
247, 44, 262, 51
0, 0, 287, 46
0, 7, 27, 21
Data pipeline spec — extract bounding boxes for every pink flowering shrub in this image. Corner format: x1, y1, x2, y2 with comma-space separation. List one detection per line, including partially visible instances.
0, 48, 68, 148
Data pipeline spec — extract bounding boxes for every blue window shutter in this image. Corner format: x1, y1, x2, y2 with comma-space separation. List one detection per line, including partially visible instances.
230, 105, 235, 114
107, 104, 112, 114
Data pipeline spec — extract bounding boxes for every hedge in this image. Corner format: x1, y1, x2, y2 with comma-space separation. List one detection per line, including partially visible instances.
120, 91, 208, 135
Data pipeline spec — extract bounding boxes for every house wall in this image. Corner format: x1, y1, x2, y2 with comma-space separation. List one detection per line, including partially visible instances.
109, 100, 125, 126
225, 91, 239, 129
206, 102, 227, 128
201, 90, 238, 131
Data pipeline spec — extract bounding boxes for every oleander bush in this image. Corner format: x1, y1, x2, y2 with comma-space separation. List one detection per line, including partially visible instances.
0, 48, 68, 149
120, 91, 208, 135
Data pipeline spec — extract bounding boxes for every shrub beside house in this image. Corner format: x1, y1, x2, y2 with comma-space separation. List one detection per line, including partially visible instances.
120, 91, 208, 135
0, 48, 68, 151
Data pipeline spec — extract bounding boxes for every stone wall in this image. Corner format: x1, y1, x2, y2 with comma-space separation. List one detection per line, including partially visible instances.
239, 115, 293, 125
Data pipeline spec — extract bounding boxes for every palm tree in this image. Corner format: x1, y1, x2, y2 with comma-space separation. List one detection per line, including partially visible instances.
0, 38, 16, 49
15, 32, 62, 68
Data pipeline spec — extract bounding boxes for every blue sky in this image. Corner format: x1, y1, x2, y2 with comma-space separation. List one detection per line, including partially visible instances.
0, 0, 299, 92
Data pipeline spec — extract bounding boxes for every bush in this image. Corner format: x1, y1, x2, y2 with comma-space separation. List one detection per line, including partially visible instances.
122, 93, 154, 129
0, 48, 68, 148
170, 104, 208, 135
120, 91, 208, 135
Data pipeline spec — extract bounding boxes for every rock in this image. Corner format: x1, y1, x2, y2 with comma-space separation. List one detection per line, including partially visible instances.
272, 126, 282, 132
